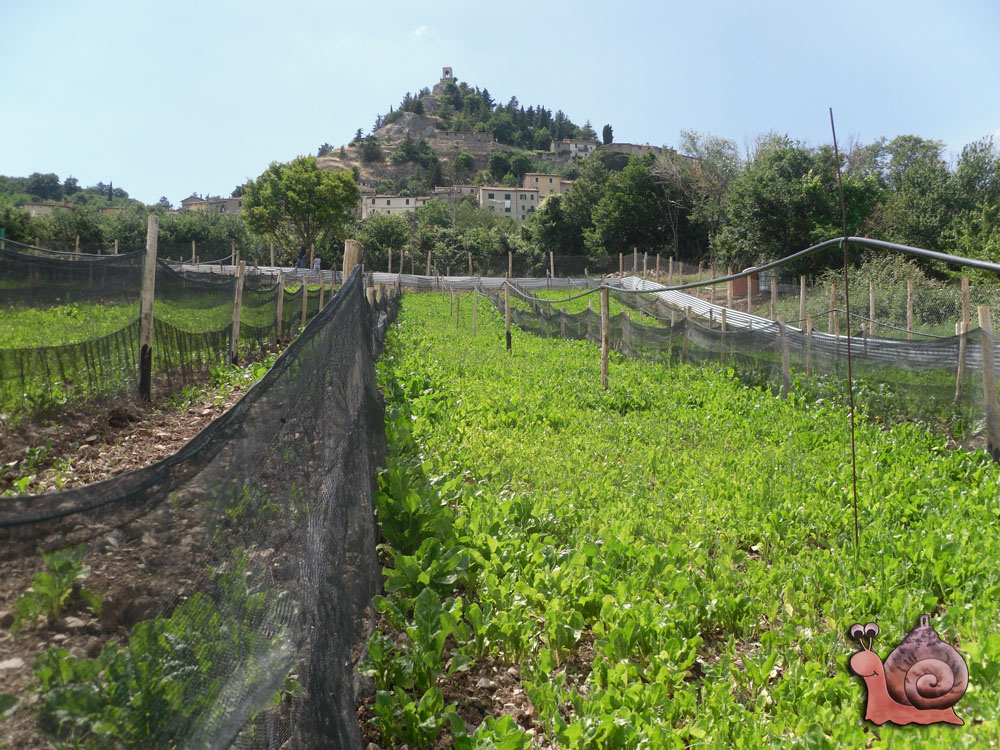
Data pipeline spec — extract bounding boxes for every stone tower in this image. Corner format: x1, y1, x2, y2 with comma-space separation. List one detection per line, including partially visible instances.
441, 67, 454, 82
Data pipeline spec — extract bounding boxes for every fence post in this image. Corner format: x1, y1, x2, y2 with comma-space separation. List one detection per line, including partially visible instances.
799, 275, 806, 325
230, 261, 246, 363
468, 251, 473, 277
269, 241, 274, 267
955, 321, 967, 404
550, 251, 555, 280
668, 257, 674, 286
778, 315, 791, 397
388, 248, 392, 274
979, 306, 1000, 461
907, 278, 914, 341
633, 248, 638, 275
114, 239, 119, 255
426, 249, 432, 276
697, 261, 703, 284
318, 275, 325, 309
300, 273, 309, 330
75, 235, 80, 253
275, 272, 285, 343
806, 314, 813, 376
747, 273, 753, 314
138, 215, 158, 401
656, 254, 661, 282
450, 289, 454, 317
505, 282, 512, 352
962, 277, 970, 329
720, 308, 727, 365
643, 252, 648, 279
600, 286, 610, 390
829, 284, 836, 334
726, 266, 733, 308
473, 291, 478, 336
456, 294, 460, 328
344, 239, 362, 278
619, 252, 623, 277
682, 307, 691, 364
869, 279, 876, 337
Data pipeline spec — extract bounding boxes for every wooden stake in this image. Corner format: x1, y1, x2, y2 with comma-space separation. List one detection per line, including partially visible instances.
643, 252, 648, 279
75, 235, 80, 253
275, 273, 285, 343
869, 279, 876, 337
720, 308, 727, 365
230, 261, 246, 363
656, 254, 661, 281
115, 239, 120, 255
682, 307, 691, 364
979, 306, 1000, 461
955, 320, 968, 404
668, 257, 674, 286
799, 275, 806, 325
770, 276, 777, 320
269, 241, 274, 267
600, 286, 610, 390
907, 278, 914, 341
778, 315, 791, 397
806, 314, 813, 377
619, 252, 623, 277
468, 251, 473, 276
697, 261, 704, 284
388, 248, 393, 274
747, 272, 753, 315
961, 277, 970, 329
726, 266, 733, 308
509, 251, 513, 280
426, 248, 432, 276
138, 215, 158, 401
505, 282, 512, 352
829, 284, 837, 334
456, 294, 460, 328
344, 239, 363, 278
300, 273, 309, 330
550, 251, 555, 280
318, 276, 325, 309
473, 291, 477, 336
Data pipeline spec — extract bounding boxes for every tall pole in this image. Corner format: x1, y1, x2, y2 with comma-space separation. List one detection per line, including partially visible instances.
600, 286, 610, 390
138, 215, 159, 401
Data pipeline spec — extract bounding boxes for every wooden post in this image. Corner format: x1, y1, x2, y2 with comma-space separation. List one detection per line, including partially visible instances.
115, 239, 120, 255
961, 277, 970, 330
308, 243, 314, 267
668, 257, 674, 286
509, 251, 513, 280
75, 235, 80, 253
300, 273, 309, 329
799, 275, 806, 326
643, 252, 648, 279
726, 266, 733, 308
697, 262, 704, 284
979, 306, 1000, 461
450, 289, 454, 317
682, 307, 691, 364
275, 273, 285, 343
550, 251, 555, 280
138, 215, 158, 401
426, 249, 432, 276
619, 252, 623, 277
318, 275, 325, 309
771, 276, 777, 320
806, 314, 813, 377
468, 251, 473, 276
829, 284, 837, 334
473, 292, 478, 336
778, 315, 791, 397
269, 242, 274, 267
600, 286, 610, 390
344, 239, 363, 278
633, 248, 638, 275
410, 252, 415, 275
230, 261, 246, 363
366, 286, 375, 306
720, 308, 727, 365
456, 294, 460, 328
907, 279, 914, 341
656, 254, 661, 282
955, 321, 968, 404
505, 282, 512, 352
869, 279, 876, 337
388, 248, 392, 274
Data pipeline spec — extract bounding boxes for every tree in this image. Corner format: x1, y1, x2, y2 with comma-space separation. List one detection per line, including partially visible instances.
352, 128, 364, 144
355, 213, 409, 269
488, 152, 511, 182
415, 199, 453, 229
602, 124, 614, 145
453, 152, 475, 181
25, 172, 62, 201
534, 127, 552, 152
157, 196, 172, 209
317, 142, 334, 157
586, 157, 672, 256
509, 153, 532, 182
242, 155, 360, 264
359, 136, 384, 164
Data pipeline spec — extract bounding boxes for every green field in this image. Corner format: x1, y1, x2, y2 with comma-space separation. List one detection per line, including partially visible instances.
368, 292, 1000, 748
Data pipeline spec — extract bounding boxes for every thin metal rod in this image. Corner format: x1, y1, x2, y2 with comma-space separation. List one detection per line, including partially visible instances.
831, 108, 860, 556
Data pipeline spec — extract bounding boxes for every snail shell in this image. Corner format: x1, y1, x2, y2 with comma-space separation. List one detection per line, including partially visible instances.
883, 615, 968, 709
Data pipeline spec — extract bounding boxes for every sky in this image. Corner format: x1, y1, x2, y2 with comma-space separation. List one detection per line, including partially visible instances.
3, 0, 999, 207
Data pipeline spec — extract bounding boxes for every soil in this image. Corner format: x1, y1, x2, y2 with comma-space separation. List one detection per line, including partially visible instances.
0, 377, 251, 749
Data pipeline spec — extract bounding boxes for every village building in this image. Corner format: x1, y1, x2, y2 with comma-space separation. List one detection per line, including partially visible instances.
521, 173, 572, 199
360, 193, 429, 219
477, 186, 539, 223
180, 194, 243, 214
550, 138, 600, 158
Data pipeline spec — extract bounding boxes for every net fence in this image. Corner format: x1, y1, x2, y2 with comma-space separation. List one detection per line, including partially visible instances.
0, 267, 399, 748
483, 266, 1000, 459
0, 244, 335, 426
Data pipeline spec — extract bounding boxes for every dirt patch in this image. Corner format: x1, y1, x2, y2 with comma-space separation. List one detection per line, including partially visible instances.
0, 372, 257, 748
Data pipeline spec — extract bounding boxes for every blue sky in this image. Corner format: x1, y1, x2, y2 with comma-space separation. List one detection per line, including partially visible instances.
2, 0, 998, 206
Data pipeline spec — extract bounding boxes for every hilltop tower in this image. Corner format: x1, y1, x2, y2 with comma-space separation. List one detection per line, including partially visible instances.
441, 67, 454, 82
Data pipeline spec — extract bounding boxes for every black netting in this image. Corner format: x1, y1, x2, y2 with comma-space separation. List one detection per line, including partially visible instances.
0, 268, 400, 748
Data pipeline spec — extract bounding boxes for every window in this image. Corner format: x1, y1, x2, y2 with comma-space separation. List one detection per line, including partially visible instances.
534, 177, 538, 182
386, 199, 390, 205
549, 177, 553, 183
505, 207, 510, 213
488, 192, 494, 200
371, 198, 376, 204
504, 194, 511, 200
405, 198, 410, 205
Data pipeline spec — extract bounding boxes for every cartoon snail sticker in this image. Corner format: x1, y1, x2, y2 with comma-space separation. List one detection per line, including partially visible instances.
848, 615, 968, 726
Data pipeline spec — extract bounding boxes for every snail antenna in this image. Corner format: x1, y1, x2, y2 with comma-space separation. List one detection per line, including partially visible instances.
830, 109, 860, 564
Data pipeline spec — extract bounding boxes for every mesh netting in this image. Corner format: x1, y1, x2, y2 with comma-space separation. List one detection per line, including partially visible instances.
0, 247, 324, 425
485, 276, 999, 455
0, 267, 399, 748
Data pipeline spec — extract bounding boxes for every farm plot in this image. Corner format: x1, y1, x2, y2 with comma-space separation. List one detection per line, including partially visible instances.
366, 292, 1000, 748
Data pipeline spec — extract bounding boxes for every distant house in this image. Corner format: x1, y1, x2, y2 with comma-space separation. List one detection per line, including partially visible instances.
477, 186, 539, 223
431, 185, 477, 204
550, 139, 600, 158
521, 173, 572, 200
21, 199, 74, 218
360, 194, 429, 220
180, 194, 243, 214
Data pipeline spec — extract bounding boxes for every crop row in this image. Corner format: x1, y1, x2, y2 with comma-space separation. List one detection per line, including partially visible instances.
367, 292, 1000, 748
